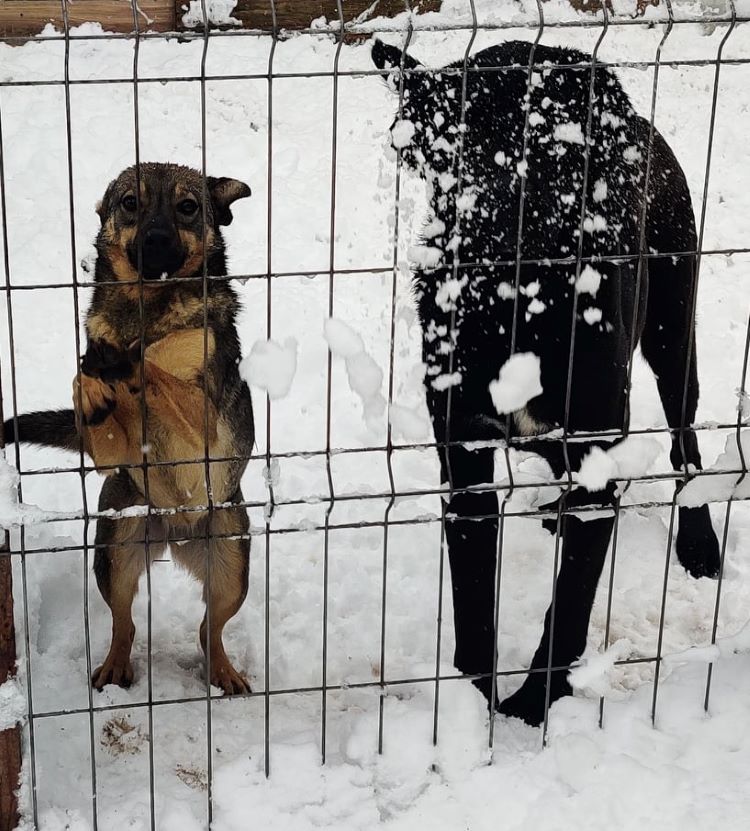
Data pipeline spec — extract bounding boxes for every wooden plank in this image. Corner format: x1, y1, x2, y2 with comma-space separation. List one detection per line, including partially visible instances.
0, 559, 21, 831
176, 0, 442, 31
0, 1, 175, 38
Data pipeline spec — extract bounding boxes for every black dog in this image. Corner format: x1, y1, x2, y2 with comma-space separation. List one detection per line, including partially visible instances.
372, 39, 720, 725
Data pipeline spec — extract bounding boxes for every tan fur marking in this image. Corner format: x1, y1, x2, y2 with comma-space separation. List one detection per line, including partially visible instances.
174, 183, 196, 200
145, 328, 216, 382
513, 407, 552, 437
172, 228, 216, 279
158, 295, 207, 334
170, 504, 250, 694
86, 314, 122, 347
92, 512, 167, 690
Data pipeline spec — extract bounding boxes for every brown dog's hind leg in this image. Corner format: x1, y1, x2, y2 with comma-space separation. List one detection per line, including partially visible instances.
93, 471, 166, 690
169, 491, 250, 695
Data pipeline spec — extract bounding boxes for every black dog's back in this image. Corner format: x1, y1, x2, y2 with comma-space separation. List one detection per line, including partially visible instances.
373, 39, 720, 724
395, 41, 693, 450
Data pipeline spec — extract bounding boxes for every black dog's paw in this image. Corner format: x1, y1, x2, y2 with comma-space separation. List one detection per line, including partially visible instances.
497, 675, 572, 727
81, 340, 140, 383
497, 687, 545, 727
676, 505, 721, 579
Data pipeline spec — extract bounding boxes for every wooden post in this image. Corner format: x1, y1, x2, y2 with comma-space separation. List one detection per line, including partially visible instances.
0, 413, 21, 831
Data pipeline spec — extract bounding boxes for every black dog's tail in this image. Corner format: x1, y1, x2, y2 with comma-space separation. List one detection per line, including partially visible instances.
2, 410, 79, 453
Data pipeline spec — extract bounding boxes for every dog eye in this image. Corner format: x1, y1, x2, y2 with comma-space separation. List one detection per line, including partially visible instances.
121, 194, 137, 212
178, 199, 199, 216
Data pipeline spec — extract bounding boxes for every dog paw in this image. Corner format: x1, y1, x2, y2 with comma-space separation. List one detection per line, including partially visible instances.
73, 373, 117, 426
497, 687, 545, 727
676, 505, 721, 579
210, 660, 251, 696
81, 339, 140, 384
92, 656, 135, 690
497, 675, 572, 727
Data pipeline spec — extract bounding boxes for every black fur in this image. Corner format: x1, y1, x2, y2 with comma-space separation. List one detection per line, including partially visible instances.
373, 40, 721, 725
2, 409, 78, 452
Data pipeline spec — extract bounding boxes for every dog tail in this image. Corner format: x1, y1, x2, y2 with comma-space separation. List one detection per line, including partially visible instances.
2, 410, 79, 453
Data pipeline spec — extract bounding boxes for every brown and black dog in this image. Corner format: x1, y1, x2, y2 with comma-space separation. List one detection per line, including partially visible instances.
3, 163, 255, 694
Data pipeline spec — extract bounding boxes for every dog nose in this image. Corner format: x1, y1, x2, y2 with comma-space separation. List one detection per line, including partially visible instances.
134, 222, 185, 279
143, 227, 172, 250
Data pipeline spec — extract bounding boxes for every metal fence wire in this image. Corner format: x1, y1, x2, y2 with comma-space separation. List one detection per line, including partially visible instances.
0, 0, 749, 828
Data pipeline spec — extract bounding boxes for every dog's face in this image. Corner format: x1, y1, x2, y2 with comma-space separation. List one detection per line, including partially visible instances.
372, 40, 462, 178
96, 163, 251, 283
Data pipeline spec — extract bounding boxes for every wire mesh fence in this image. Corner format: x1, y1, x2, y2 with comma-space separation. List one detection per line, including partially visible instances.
0, 1, 749, 828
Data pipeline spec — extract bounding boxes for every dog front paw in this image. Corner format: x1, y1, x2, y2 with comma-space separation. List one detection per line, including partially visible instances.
81, 339, 140, 384
73, 373, 117, 426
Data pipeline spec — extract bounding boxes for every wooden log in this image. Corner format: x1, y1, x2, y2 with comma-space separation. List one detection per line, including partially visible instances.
0, 1, 175, 39
0, 1, 440, 39
176, 0, 443, 31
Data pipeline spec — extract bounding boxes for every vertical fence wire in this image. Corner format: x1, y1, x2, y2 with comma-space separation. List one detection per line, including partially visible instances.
197, 0, 217, 821
321, 0, 346, 766
604, 5, 674, 733
264, 0, 280, 781
127, 2, 158, 824
543, 8, 611, 745
704, 311, 750, 711
598, 491, 623, 729
651, 0, 737, 724
378, 0, 415, 756
432, 0, 479, 749
59, 3, 100, 826
625, 0, 674, 428
487, 446, 514, 752
501, 0, 545, 746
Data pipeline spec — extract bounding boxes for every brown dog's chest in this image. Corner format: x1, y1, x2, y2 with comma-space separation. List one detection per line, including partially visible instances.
86, 289, 208, 349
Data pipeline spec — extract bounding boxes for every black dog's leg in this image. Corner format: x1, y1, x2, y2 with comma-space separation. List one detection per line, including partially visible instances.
439, 444, 499, 704
499, 493, 614, 726
641, 252, 720, 578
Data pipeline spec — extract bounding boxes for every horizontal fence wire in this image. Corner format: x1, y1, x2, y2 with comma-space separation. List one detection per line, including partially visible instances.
0, 0, 748, 827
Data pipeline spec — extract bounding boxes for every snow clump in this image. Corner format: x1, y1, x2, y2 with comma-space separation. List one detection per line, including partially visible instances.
576, 265, 602, 296
554, 122, 585, 145
0, 677, 26, 730
325, 318, 386, 431
182, 1, 240, 28
678, 430, 750, 507
239, 337, 298, 400
390, 119, 416, 149
575, 436, 662, 492
488, 352, 543, 414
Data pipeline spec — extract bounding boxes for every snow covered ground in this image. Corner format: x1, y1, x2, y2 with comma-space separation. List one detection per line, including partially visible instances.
0, 1, 749, 828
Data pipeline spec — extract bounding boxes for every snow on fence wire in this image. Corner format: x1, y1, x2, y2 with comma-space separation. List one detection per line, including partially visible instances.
0, 0, 749, 829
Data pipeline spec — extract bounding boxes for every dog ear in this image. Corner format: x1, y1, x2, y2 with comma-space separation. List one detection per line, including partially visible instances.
371, 39, 419, 93
207, 177, 252, 226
